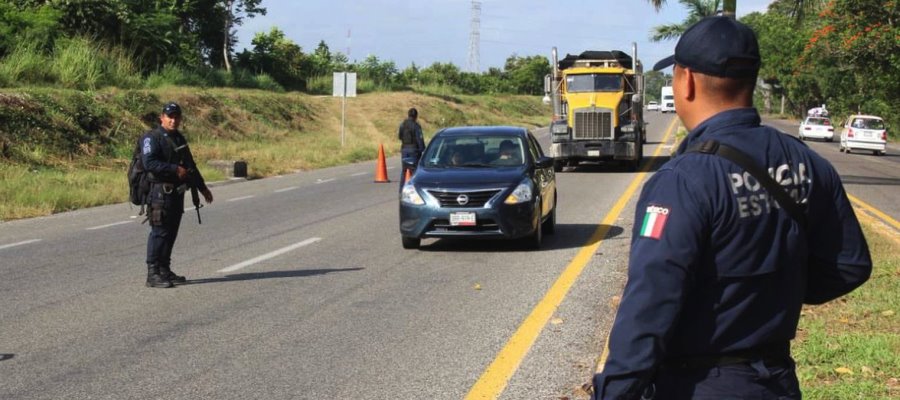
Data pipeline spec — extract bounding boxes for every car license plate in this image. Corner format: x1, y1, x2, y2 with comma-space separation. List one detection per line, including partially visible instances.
587, 150, 600, 157
450, 212, 476, 226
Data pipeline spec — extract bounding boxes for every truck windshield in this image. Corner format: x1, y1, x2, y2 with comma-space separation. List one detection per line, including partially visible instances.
566, 74, 622, 92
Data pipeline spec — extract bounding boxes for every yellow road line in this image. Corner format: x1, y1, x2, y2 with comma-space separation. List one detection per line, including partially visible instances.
464, 117, 680, 400
847, 194, 900, 231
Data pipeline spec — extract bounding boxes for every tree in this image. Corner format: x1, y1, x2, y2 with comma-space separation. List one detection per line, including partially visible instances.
650, 0, 722, 41
221, 0, 265, 71
237, 27, 306, 90
503, 54, 550, 95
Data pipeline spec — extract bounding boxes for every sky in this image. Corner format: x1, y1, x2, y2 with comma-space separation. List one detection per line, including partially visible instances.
235, 0, 774, 75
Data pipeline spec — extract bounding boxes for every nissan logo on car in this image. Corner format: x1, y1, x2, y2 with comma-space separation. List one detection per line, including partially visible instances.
457, 194, 469, 205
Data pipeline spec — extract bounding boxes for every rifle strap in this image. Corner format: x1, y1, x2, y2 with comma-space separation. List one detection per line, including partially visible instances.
685, 140, 807, 228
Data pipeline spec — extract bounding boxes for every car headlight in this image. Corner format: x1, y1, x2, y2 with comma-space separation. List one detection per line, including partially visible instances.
504, 179, 533, 204
401, 185, 425, 205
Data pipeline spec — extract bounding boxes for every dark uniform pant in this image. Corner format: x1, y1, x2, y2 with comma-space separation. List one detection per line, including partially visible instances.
400, 147, 420, 190
146, 185, 184, 268
652, 359, 801, 399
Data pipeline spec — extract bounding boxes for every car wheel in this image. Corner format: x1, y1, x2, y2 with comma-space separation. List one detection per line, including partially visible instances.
881, 151, 887, 156
542, 195, 557, 235
826, 137, 834, 142
401, 236, 420, 249
526, 202, 543, 250
845, 147, 851, 154
799, 133, 804, 140
873, 150, 880, 156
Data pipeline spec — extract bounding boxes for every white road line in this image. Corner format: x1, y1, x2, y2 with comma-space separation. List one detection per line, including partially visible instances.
386, 166, 397, 170
275, 186, 299, 193
228, 195, 255, 202
86, 221, 132, 230
0, 239, 43, 251
217, 238, 322, 273
350, 172, 367, 177
315, 178, 336, 184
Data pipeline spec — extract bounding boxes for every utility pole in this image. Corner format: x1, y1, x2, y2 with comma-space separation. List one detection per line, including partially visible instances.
467, 1, 481, 73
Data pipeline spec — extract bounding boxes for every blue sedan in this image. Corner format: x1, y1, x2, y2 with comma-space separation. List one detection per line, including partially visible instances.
399, 126, 557, 249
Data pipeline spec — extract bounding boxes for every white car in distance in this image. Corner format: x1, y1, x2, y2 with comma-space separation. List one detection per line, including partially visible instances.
646, 101, 659, 111
798, 116, 834, 142
840, 115, 887, 156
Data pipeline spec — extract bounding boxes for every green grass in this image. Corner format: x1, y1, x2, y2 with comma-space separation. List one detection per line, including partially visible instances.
0, 87, 548, 220
793, 215, 900, 399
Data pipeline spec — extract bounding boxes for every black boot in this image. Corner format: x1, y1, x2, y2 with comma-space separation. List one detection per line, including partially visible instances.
160, 264, 186, 284
146, 264, 174, 288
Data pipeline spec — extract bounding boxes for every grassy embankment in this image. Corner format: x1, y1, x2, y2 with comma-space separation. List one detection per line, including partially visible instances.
794, 210, 900, 399
0, 88, 547, 221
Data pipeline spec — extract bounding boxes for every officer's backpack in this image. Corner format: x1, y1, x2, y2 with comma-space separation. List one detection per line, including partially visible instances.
127, 134, 152, 207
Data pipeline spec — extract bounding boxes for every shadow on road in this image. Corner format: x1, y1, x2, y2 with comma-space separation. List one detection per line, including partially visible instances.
417, 223, 625, 252
182, 268, 364, 285
840, 175, 900, 186
559, 155, 671, 174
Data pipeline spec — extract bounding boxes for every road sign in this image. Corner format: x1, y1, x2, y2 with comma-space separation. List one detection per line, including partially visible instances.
333, 72, 357, 146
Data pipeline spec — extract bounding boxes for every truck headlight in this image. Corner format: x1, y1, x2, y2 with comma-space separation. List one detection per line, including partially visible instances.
401, 185, 425, 205
620, 124, 635, 133
551, 123, 568, 134
504, 179, 533, 204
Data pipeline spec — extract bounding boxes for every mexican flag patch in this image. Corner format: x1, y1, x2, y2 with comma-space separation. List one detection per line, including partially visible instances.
639, 205, 670, 239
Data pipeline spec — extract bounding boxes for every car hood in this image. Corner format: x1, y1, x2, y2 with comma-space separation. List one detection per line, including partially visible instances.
412, 167, 526, 189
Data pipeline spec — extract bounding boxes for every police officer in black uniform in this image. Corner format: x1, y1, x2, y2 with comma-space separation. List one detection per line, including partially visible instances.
593, 17, 872, 399
141, 102, 214, 288
398, 107, 425, 189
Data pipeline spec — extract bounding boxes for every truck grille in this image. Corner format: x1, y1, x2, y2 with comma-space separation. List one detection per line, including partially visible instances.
427, 189, 501, 208
573, 108, 613, 140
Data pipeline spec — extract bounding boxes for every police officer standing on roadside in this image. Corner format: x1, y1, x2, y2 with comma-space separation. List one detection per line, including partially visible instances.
398, 107, 425, 189
593, 17, 872, 399
142, 102, 213, 288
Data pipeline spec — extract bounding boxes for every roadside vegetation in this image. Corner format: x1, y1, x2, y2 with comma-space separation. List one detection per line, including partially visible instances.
0, 88, 545, 220
794, 210, 900, 399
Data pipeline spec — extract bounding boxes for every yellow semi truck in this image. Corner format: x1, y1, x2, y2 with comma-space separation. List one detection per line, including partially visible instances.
543, 45, 645, 171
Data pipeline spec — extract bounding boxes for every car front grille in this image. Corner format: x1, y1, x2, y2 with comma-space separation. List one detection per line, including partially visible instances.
431, 218, 499, 232
427, 189, 502, 208
573, 108, 613, 140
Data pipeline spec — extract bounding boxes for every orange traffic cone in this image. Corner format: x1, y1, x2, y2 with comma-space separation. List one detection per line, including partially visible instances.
374, 144, 390, 183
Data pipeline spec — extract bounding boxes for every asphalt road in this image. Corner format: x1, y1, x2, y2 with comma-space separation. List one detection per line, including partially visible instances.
763, 118, 900, 227
2, 112, 895, 400
0, 113, 676, 400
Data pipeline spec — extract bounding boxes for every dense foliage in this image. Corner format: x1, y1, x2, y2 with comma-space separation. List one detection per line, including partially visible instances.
0, 1, 552, 96
743, 0, 899, 130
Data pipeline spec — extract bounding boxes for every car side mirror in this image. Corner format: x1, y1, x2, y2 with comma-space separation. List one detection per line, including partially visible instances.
535, 156, 554, 169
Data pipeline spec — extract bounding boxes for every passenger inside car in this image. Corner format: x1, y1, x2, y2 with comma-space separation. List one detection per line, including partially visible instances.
490, 140, 522, 166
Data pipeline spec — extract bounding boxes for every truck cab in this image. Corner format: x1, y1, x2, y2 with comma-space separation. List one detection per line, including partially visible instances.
660, 86, 674, 113
544, 46, 645, 172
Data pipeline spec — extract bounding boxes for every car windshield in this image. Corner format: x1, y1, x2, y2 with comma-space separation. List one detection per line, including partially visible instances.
423, 135, 526, 168
565, 74, 622, 92
807, 118, 831, 126
851, 118, 885, 130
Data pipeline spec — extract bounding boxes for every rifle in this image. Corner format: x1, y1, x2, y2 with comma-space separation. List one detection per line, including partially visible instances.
183, 167, 203, 224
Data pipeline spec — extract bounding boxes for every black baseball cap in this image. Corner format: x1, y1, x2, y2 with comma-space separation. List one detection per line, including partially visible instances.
653, 16, 760, 78
162, 102, 182, 116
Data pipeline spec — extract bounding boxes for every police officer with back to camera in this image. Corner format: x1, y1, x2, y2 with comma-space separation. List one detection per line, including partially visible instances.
593, 16, 872, 399
141, 102, 214, 288
398, 107, 425, 189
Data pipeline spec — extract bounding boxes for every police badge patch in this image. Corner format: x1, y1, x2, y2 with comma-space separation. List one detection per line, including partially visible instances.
639, 204, 670, 239
143, 138, 152, 154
